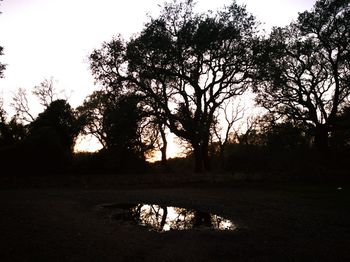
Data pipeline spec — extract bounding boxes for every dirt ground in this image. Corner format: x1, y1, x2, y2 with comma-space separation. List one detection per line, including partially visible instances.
0, 174, 349, 261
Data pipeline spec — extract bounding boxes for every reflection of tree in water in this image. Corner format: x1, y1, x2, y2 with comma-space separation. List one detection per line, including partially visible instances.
129, 204, 235, 231
168, 207, 195, 230
131, 204, 168, 231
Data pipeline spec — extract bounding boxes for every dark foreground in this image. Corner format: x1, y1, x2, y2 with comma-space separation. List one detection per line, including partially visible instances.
0, 174, 349, 262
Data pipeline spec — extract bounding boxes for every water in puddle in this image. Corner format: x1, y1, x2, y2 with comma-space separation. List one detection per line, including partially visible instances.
100, 203, 236, 232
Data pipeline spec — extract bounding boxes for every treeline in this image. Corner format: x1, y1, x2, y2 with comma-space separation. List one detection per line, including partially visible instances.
0, 0, 350, 178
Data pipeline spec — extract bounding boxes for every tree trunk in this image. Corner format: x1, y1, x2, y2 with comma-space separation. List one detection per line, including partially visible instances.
194, 144, 203, 173
201, 141, 211, 171
314, 125, 329, 151
193, 142, 210, 173
219, 144, 225, 170
160, 145, 167, 165
159, 206, 168, 231
159, 126, 167, 165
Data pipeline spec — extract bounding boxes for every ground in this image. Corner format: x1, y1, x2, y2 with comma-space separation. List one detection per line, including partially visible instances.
0, 173, 349, 261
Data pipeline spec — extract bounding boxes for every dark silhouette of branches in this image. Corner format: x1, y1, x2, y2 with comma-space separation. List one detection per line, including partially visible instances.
11, 88, 35, 123
78, 89, 157, 161
90, 0, 257, 172
32, 78, 57, 108
0, 46, 5, 78
212, 99, 244, 164
253, 0, 350, 150
11, 78, 63, 124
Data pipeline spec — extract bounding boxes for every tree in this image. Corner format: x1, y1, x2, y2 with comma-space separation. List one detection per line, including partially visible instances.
78, 90, 156, 159
30, 99, 80, 155
259, 115, 310, 150
12, 78, 63, 123
77, 90, 112, 149
253, 0, 350, 150
1, 96, 28, 147
90, 0, 257, 172
103, 94, 147, 157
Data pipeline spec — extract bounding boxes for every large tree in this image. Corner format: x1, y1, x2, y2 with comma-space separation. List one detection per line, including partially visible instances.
90, 0, 257, 172
253, 0, 350, 150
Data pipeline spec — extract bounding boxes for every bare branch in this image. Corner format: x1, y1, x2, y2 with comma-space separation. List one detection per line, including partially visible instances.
11, 88, 35, 123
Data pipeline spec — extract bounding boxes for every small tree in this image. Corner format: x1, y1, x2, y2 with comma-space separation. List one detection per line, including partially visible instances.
30, 99, 80, 155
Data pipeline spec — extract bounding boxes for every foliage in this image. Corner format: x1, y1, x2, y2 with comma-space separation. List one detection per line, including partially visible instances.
0, 98, 27, 147
103, 94, 148, 157
0, 46, 5, 78
77, 90, 115, 149
30, 99, 81, 155
78, 91, 155, 159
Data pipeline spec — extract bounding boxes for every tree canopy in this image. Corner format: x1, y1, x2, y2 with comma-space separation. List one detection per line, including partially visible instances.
30, 99, 80, 154
253, 0, 350, 149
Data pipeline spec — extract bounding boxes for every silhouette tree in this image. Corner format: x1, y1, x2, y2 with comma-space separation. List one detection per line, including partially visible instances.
1, 97, 27, 147
78, 90, 157, 158
30, 99, 80, 155
259, 115, 310, 150
90, 0, 257, 172
253, 0, 350, 150
12, 78, 65, 123
77, 90, 112, 149
103, 94, 146, 156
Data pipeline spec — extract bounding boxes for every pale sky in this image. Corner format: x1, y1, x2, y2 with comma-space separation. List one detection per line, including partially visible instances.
0, 0, 316, 156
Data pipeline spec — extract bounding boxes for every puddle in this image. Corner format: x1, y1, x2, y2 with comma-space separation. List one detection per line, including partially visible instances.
100, 203, 236, 232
